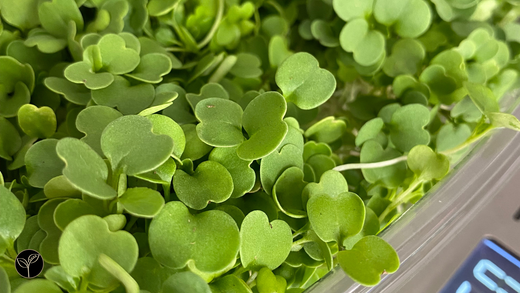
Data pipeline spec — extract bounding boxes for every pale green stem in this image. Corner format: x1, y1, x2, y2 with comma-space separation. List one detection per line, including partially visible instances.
7, 246, 17, 259
334, 127, 495, 172
292, 238, 312, 248
246, 271, 258, 285
333, 156, 408, 172
197, 0, 225, 49
379, 180, 422, 222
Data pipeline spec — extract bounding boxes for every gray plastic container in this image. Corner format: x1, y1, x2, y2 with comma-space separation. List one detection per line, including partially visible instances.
305, 91, 520, 293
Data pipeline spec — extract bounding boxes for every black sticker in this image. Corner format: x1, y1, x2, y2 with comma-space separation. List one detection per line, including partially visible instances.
15, 249, 44, 279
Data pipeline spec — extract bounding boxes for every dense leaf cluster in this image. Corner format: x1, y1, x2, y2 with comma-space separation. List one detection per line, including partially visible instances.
1, 0, 520, 292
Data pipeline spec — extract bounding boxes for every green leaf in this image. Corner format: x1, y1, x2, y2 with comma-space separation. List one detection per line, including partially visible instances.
464, 82, 499, 114
338, 236, 399, 286
436, 123, 472, 152
64, 61, 115, 90
276, 52, 336, 110
373, 0, 431, 38
210, 275, 252, 293
240, 210, 292, 270
333, 0, 373, 21
161, 271, 211, 293
173, 161, 233, 210
101, 115, 174, 175
307, 192, 365, 243
56, 138, 117, 200
269, 35, 293, 68
25, 139, 64, 188
119, 187, 165, 218
260, 144, 304, 196
54, 199, 99, 231
103, 214, 127, 232
273, 167, 308, 218
59, 215, 139, 289
0, 0, 40, 31
39, 199, 64, 264
302, 170, 348, 207
304, 117, 346, 144
92, 76, 155, 115
408, 145, 449, 181
383, 39, 425, 77
147, 0, 180, 16
149, 202, 240, 278
487, 112, 520, 131
237, 92, 288, 160
44, 77, 91, 106
0, 117, 22, 161
230, 53, 263, 78
97, 33, 141, 74
339, 19, 386, 67
195, 98, 244, 147
209, 146, 255, 198
257, 267, 287, 293
17, 104, 56, 138
355, 118, 384, 147
389, 104, 431, 153
44, 266, 80, 293
0, 82, 31, 118
13, 279, 62, 293
181, 124, 213, 160
76, 106, 123, 156
126, 53, 172, 83
0, 185, 26, 249
187, 83, 230, 111
38, 0, 84, 38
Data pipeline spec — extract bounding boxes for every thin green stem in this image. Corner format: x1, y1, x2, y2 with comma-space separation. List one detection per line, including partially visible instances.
292, 238, 312, 248
334, 126, 495, 172
79, 277, 90, 292
163, 184, 171, 202
246, 271, 258, 285
379, 180, 422, 222
197, 0, 225, 49
125, 216, 138, 231
265, 1, 285, 19
166, 47, 188, 52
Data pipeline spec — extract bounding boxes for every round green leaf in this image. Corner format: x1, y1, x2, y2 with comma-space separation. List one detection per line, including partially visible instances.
101, 115, 174, 175
97, 34, 141, 74
302, 170, 348, 207
338, 236, 399, 287
374, 0, 431, 38
339, 19, 386, 67
240, 210, 292, 270
149, 202, 240, 278
209, 146, 255, 198
17, 104, 56, 139
307, 192, 365, 243
147, 114, 185, 161
76, 106, 123, 156
43, 175, 82, 199
173, 161, 233, 210
333, 0, 373, 21
0, 185, 26, 248
275, 52, 336, 110
126, 53, 172, 84
13, 279, 62, 293
44, 77, 91, 106
119, 187, 165, 218
181, 124, 213, 160
195, 98, 244, 147
161, 272, 211, 293
260, 144, 304, 196
0, 82, 31, 118
25, 139, 64, 188
237, 92, 288, 160
0, 117, 22, 161
56, 138, 117, 200
59, 215, 139, 288
273, 167, 308, 218
389, 104, 430, 153
407, 145, 449, 181
54, 199, 99, 230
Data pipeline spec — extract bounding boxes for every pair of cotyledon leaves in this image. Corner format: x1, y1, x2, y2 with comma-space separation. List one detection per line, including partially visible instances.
25, 113, 182, 209
333, 0, 431, 67
64, 33, 173, 90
